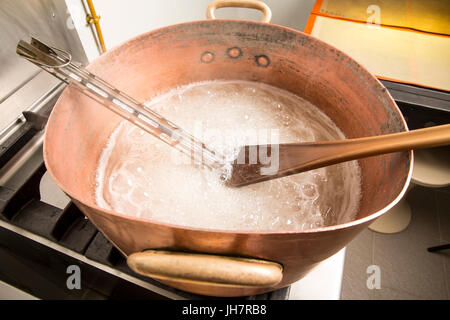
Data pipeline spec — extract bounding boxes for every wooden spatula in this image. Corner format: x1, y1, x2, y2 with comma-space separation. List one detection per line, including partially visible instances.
226, 124, 450, 187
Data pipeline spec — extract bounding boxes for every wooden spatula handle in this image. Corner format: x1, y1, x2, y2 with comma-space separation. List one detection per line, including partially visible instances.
228, 124, 450, 187
321, 123, 450, 158
277, 124, 450, 177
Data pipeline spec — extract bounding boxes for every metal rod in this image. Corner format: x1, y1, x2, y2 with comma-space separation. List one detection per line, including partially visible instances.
16, 37, 226, 170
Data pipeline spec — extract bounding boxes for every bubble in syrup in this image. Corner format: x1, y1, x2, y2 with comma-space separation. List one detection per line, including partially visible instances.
109, 172, 129, 194
301, 183, 318, 200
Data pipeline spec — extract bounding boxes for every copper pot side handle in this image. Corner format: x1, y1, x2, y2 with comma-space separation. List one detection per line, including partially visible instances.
127, 250, 283, 288
206, 0, 272, 23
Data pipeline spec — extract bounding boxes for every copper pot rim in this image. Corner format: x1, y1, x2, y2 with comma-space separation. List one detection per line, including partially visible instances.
43, 19, 414, 236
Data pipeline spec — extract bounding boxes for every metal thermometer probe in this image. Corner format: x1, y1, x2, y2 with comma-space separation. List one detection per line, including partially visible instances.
16, 37, 226, 170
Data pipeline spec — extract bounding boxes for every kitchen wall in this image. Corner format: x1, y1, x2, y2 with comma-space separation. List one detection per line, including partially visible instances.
66, 0, 316, 61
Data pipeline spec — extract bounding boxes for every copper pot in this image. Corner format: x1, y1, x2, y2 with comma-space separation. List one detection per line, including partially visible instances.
43, 1, 412, 297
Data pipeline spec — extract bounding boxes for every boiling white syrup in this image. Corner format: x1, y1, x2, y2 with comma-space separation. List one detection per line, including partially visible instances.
95, 80, 362, 231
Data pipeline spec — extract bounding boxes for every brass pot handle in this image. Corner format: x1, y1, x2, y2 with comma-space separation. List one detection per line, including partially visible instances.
127, 250, 283, 288
206, 0, 272, 23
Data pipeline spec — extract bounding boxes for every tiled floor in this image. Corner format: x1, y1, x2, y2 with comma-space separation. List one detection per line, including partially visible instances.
341, 185, 450, 300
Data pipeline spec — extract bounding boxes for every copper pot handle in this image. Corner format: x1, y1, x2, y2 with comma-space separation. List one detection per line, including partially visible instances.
206, 0, 272, 23
127, 250, 283, 287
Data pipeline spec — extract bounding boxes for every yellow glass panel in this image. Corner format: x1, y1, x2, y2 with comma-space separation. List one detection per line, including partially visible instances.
310, 16, 450, 91
317, 0, 450, 35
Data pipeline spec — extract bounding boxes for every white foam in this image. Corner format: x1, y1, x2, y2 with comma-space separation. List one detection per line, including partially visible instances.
94, 80, 362, 231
